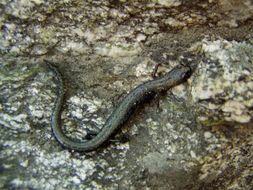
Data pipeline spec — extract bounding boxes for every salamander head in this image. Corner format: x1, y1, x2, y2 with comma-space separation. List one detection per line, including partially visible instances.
180, 65, 192, 80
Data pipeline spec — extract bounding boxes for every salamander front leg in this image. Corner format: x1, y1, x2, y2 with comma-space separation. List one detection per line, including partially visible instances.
151, 63, 162, 78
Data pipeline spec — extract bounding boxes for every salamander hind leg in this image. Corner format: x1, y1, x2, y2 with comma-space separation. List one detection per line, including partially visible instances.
84, 129, 99, 140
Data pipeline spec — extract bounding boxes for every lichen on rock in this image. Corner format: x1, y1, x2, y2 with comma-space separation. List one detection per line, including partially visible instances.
0, 0, 253, 189
191, 38, 253, 125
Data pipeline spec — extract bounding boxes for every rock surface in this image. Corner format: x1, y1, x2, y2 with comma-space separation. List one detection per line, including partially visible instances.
0, 0, 252, 190
191, 38, 253, 124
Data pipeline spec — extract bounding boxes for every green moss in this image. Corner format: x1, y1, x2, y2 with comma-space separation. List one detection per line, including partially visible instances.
39, 28, 56, 44
166, 100, 188, 113
0, 62, 44, 85
199, 117, 226, 127
102, 74, 120, 83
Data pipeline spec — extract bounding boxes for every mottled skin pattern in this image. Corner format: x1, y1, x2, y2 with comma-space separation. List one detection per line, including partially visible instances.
46, 61, 195, 151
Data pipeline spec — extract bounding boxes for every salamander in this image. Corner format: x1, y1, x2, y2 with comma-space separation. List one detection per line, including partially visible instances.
46, 60, 195, 151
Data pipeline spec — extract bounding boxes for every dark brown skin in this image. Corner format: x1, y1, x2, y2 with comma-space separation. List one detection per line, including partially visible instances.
46, 61, 195, 152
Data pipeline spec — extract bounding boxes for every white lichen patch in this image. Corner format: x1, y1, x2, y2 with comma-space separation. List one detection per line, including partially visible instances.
135, 59, 152, 78
0, 113, 30, 132
61, 92, 110, 140
171, 84, 188, 99
0, 60, 54, 132
165, 17, 186, 28
58, 40, 90, 55
141, 104, 202, 175
0, 139, 96, 190
136, 33, 146, 42
95, 42, 141, 57
5, 0, 34, 19
67, 93, 103, 119
152, 0, 181, 7
191, 38, 253, 124
4, 0, 45, 19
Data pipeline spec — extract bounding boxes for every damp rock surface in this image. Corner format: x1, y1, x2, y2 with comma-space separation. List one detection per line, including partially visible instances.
191, 38, 253, 124
0, 1, 253, 190
1, 0, 253, 56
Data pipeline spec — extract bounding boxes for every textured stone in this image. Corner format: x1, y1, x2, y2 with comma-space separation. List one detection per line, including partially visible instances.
191, 38, 253, 125
0, 0, 252, 190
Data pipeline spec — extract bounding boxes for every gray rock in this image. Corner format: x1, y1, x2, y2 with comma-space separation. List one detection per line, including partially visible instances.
191, 38, 253, 124
0, 0, 252, 190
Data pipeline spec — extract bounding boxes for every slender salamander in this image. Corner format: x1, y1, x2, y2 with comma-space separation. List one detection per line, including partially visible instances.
46, 60, 196, 151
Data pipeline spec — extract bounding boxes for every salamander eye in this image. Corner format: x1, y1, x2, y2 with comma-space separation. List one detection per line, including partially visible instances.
186, 69, 192, 78
181, 68, 192, 79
